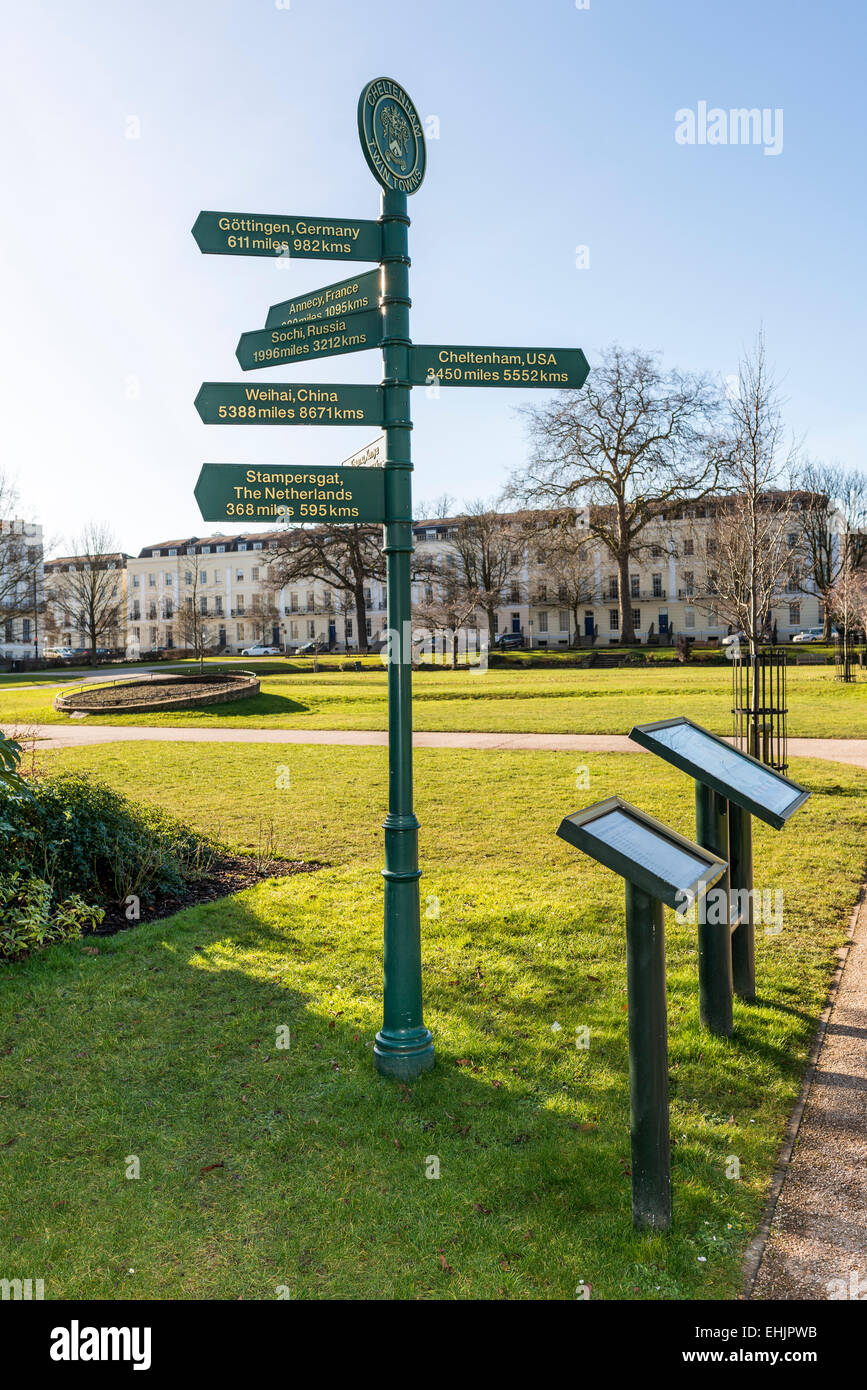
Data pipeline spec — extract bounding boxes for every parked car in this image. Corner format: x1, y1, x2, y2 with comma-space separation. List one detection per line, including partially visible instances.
791, 627, 826, 643
240, 644, 280, 656
295, 639, 327, 655
45, 646, 75, 660
494, 632, 524, 649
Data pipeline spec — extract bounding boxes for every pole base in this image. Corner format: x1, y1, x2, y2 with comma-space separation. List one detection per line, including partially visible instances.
374, 1028, 435, 1081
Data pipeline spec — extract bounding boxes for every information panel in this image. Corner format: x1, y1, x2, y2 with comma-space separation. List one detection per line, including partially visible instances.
194, 463, 386, 525
556, 797, 727, 910
628, 718, 810, 829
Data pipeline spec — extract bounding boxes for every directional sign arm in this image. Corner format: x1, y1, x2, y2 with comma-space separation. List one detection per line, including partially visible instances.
194, 382, 385, 427
409, 345, 590, 389
191, 211, 383, 262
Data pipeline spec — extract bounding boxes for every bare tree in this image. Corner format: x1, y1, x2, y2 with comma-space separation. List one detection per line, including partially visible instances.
178, 552, 214, 670
0, 474, 42, 647
62, 523, 124, 662
510, 344, 723, 642
700, 334, 800, 653
268, 523, 385, 654
413, 566, 483, 667
529, 510, 596, 646
450, 500, 522, 646
797, 461, 867, 639
414, 493, 457, 522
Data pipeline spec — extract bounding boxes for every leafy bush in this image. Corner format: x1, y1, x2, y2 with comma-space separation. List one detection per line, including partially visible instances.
0, 871, 104, 960
0, 730, 222, 960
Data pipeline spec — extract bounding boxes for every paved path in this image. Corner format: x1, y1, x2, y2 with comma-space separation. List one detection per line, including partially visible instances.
749, 891, 867, 1300
11, 723, 867, 769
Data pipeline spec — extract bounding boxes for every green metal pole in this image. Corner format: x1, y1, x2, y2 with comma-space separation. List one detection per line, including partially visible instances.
728, 801, 756, 1003
624, 882, 671, 1232
373, 185, 434, 1081
694, 783, 733, 1037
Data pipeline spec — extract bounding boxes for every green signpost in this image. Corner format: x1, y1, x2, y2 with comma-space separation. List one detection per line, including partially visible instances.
265, 269, 382, 329
557, 796, 728, 1231
194, 382, 384, 427
191, 211, 383, 262
191, 74, 591, 1081
193, 463, 386, 526
409, 345, 590, 389
236, 308, 384, 371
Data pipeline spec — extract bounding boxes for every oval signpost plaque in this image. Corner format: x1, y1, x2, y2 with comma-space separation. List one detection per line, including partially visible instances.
357, 77, 426, 194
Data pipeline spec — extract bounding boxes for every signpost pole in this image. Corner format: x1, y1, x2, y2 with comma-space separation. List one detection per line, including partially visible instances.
374, 185, 434, 1080
694, 784, 734, 1037
728, 802, 756, 1002
624, 881, 672, 1232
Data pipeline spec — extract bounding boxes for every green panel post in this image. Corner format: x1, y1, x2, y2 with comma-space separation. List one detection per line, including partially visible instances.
694, 784, 733, 1037
624, 882, 671, 1232
373, 185, 434, 1080
728, 801, 756, 1003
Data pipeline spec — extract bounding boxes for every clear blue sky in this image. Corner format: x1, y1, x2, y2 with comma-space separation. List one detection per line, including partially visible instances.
1, 0, 864, 556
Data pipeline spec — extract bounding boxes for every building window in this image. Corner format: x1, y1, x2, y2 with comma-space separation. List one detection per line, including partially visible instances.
200, 571, 207, 585
609, 609, 619, 630
538, 611, 548, 633
216, 544, 226, 553
253, 542, 262, 550
632, 609, 641, 631
238, 543, 247, 552
236, 570, 244, 581
148, 573, 156, 586
685, 608, 696, 628
345, 618, 353, 638
168, 548, 177, 557
683, 571, 694, 597
607, 576, 618, 599
559, 609, 569, 631
509, 583, 520, 603
150, 627, 158, 646
652, 574, 663, 598
22, 619, 31, 641
306, 590, 315, 611
630, 575, 640, 598
251, 566, 259, 581
214, 597, 223, 616
684, 538, 694, 556
308, 621, 315, 639
651, 544, 662, 559
237, 623, 245, 639
236, 596, 245, 614
201, 546, 210, 555
200, 597, 207, 615
185, 571, 192, 585
366, 618, 372, 637
290, 592, 298, 612
165, 629, 173, 649
165, 572, 173, 585
789, 603, 801, 625
132, 575, 140, 588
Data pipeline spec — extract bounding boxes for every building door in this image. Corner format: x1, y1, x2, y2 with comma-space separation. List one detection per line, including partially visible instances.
272, 624, 280, 646
511, 612, 521, 634
658, 611, 669, 635
584, 611, 595, 638
218, 625, 226, 648
328, 620, 336, 647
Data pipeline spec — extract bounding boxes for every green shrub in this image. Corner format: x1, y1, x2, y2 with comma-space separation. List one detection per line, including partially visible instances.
0, 870, 104, 960
0, 731, 222, 959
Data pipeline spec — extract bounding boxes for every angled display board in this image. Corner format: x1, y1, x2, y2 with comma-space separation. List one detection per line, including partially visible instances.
628, 717, 810, 830
556, 796, 727, 911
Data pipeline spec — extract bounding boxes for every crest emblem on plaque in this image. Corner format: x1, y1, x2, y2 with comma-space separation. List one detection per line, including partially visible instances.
358, 77, 426, 194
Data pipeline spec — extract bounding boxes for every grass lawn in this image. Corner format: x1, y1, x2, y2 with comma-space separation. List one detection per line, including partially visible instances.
1, 742, 865, 1300
1, 663, 865, 737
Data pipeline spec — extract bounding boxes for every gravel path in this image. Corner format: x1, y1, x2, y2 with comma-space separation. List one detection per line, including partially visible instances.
10, 724, 867, 770
749, 890, 867, 1300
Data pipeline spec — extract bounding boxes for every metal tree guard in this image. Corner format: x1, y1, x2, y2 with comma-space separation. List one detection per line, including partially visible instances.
731, 646, 788, 773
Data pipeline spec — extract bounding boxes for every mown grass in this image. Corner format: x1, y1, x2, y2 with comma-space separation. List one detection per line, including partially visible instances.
1, 742, 864, 1300
1, 663, 865, 737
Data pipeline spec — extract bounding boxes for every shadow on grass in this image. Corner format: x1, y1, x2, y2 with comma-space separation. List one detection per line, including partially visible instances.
0, 886, 771, 1299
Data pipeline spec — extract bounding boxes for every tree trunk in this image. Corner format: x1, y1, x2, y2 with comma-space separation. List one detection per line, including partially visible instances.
354, 583, 369, 654
617, 548, 634, 644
